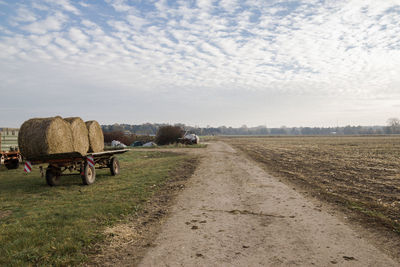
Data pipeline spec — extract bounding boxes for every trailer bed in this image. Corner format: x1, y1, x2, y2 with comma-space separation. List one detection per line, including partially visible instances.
25, 149, 129, 186
28, 149, 129, 165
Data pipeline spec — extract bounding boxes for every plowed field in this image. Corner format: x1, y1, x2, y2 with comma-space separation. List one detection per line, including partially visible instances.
226, 136, 400, 233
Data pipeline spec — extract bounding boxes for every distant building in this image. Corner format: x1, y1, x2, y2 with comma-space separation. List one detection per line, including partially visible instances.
0, 128, 19, 151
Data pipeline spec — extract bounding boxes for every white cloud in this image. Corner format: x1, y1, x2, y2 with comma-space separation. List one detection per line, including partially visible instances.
154, 0, 168, 12
32, 2, 49, 11
219, 0, 239, 13
44, 0, 80, 15
14, 6, 37, 23
54, 37, 80, 54
197, 0, 215, 10
69, 27, 89, 47
108, 20, 131, 32
46, 43, 69, 59
0, 41, 19, 58
126, 14, 147, 30
29, 34, 53, 47
79, 2, 90, 8
106, 0, 133, 12
0, 25, 12, 35
22, 13, 67, 34
1, 0, 400, 126
81, 19, 97, 28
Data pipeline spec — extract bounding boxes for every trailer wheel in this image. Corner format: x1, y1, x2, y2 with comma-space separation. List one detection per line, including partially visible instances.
82, 164, 96, 185
5, 160, 19, 170
109, 157, 120, 176
46, 168, 61, 186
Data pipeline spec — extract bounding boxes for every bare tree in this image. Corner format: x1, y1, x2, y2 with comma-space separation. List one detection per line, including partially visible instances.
387, 118, 400, 134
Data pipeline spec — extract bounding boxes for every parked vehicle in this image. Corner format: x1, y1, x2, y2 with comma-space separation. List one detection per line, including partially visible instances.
131, 141, 144, 147
111, 140, 127, 148
0, 128, 22, 169
142, 142, 157, 147
178, 131, 200, 145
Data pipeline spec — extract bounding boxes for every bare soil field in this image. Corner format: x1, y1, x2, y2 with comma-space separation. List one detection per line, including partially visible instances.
225, 136, 400, 236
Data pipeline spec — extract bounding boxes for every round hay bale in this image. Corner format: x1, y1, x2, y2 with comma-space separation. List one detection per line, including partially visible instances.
85, 120, 104, 153
18, 116, 74, 159
64, 117, 89, 156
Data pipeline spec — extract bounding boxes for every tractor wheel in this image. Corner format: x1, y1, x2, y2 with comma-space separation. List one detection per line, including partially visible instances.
81, 163, 96, 185
5, 160, 19, 170
46, 168, 61, 186
109, 157, 120, 176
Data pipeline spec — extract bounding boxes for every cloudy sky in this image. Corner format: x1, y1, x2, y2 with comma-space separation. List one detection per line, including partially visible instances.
1, 0, 400, 128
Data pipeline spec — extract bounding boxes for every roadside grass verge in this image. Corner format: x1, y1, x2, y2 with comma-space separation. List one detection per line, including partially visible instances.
0, 150, 197, 266
130, 143, 207, 149
198, 136, 217, 142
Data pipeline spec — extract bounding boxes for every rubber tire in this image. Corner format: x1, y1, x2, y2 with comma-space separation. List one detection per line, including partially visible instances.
82, 164, 96, 185
109, 157, 120, 176
5, 160, 19, 170
46, 168, 61, 186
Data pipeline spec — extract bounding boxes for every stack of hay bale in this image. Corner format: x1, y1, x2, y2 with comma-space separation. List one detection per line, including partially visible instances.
18, 116, 104, 159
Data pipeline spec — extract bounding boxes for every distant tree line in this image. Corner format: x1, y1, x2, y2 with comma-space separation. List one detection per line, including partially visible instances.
102, 118, 400, 136
103, 130, 154, 145
102, 123, 160, 136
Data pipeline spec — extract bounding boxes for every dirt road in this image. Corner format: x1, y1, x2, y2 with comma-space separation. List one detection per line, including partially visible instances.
136, 141, 398, 266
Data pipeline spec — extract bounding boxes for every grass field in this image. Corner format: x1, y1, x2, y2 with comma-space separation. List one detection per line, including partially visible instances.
0, 150, 197, 266
133, 143, 207, 149
106, 144, 207, 150
225, 136, 400, 233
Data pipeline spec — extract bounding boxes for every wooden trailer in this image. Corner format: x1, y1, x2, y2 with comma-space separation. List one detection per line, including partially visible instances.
25, 149, 129, 186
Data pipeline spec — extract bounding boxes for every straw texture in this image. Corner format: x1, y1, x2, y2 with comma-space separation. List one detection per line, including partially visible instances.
18, 116, 74, 159
64, 117, 89, 156
85, 120, 104, 152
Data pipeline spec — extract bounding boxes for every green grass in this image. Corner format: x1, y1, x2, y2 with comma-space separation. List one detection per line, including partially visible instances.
347, 201, 400, 234
131, 143, 207, 149
156, 143, 207, 148
198, 136, 217, 142
0, 150, 195, 266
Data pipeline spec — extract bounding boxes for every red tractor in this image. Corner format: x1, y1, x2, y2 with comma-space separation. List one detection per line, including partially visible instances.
0, 128, 22, 170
